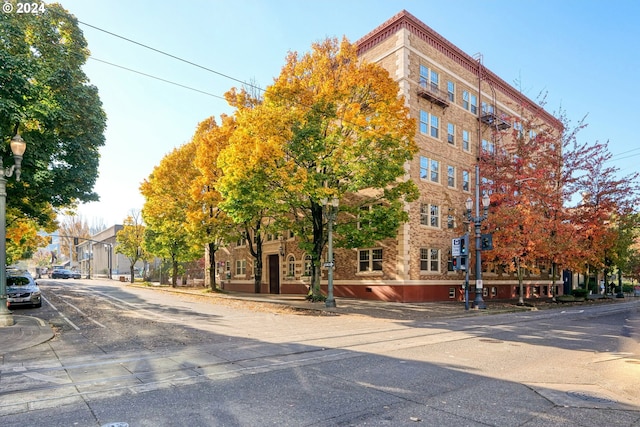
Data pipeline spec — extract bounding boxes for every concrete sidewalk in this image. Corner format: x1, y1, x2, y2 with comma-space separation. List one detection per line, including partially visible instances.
0, 315, 54, 356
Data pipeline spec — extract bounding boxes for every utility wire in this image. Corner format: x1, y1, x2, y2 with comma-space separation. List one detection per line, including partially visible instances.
89, 57, 227, 101
77, 20, 265, 93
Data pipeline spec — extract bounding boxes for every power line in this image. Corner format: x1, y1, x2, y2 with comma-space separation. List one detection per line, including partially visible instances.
78, 20, 265, 94
89, 57, 227, 101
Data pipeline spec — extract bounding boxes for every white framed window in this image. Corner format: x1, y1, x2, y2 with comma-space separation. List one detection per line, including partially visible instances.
235, 259, 246, 275
482, 139, 495, 154
462, 90, 469, 110
419, 110, 440, 139
419, 64, 439, 91
462, 170, 470, 191
462, 129, 470, 151
359, 248, 383, 272
447, 214, 455, 229
419, 156, 439, 183
420, 203, 440, 228
420, 248, 440, 272
449, 288, 456, 298
447, 81, 455, 102
470, 94, 477, 114
447, 165, 455, 188
447, 123, 455, 144
287, 255, 295, 277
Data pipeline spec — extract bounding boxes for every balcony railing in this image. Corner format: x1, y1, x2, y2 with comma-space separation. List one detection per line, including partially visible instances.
480, 105, 511, 130
417, 80, 449, 108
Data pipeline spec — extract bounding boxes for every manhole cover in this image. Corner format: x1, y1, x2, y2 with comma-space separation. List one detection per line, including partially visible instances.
567, 391, 616, 404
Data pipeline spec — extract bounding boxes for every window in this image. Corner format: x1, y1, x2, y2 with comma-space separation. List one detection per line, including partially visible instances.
430, 158, 439, 183
421, 203, 440, 227
447, 123, 455, 144
419, 156, 439, 183
462, 130, 470, 151
430, 114, 439, 138
235, 259, 246, 275
287, 255, 295, 277
462, 91, 469, 110
447, 81, 455, 102
420, 248, 440, 272
419, 110, 440, 139
449, 288, 456, 298
430, 204, 439, 227
303, 255, 312, 276
359, 249, 383, 272
447, 214, 455, 229
482, 139, 495, 154
447, 165, 455, 187
419, 64, 439, 91
470, 94, 477, 114
419, 110, 428, 134
462, 170, 470, 191
236, 236, 247, 246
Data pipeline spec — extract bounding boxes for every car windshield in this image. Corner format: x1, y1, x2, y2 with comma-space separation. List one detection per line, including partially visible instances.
7, 277, 31, 286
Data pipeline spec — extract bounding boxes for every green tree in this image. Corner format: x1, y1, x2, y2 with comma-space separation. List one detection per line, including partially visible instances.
116, 211, 146, 283
140, 143, 202, 287
0, 2, 106, 230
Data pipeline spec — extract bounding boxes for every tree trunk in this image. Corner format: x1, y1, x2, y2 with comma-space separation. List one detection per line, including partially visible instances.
310, 202, 325, 301
517, 258, 525, 305
208, 242, 218, 292
130, 265, 135, 284
171, 254, 178, 287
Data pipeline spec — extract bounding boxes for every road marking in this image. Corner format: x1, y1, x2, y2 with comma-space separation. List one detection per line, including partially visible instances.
23, 371, 70, 385
42, 296, 80, 330
58, 298, 106, 328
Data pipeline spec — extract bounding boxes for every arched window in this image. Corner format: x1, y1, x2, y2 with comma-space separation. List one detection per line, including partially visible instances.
303, 255, 312, 277
287, 255, 296, 277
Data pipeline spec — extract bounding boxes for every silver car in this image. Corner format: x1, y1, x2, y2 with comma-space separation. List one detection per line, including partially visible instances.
6, 272, 42, 308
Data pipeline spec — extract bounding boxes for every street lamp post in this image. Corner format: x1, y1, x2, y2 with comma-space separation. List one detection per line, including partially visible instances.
321, 197, 339, 308
0, 133, 27, 327
466, 192, 490, 309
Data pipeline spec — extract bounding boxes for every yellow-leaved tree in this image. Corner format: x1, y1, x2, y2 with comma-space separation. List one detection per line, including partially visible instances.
140, 142, 203, 286
219, 37, 418, 300
188, 115, 238, 291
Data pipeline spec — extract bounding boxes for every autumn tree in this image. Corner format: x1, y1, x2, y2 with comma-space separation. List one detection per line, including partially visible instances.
217, 88, 290, 294
188, 115, 237, 291
116, 210, 146, 283
141, 143, 203, 287
1, 2, 106, 232
567, 139, 640, 291
219, 38, 418, 300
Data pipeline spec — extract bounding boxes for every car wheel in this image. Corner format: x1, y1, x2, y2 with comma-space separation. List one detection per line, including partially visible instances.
33, 302, 42, 308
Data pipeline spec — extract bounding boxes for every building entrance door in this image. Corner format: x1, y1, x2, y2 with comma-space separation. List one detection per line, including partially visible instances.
268, 254, 280, 294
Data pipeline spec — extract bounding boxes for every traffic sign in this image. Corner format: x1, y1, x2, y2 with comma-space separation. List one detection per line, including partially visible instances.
323, 261, 335, 268
452, 238, 461, 256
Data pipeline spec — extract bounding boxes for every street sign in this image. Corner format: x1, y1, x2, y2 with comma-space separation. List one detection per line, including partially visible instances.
452, 238, 461, 256
323, 261, 335, 268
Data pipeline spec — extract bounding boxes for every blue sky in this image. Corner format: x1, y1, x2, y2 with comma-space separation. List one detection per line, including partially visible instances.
56, 0, 640, 226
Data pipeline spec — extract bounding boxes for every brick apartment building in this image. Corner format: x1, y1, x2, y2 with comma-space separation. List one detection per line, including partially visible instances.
216, 10, 563, 302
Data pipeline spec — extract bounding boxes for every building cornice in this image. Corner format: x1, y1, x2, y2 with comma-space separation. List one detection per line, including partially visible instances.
356, 10, 562, 130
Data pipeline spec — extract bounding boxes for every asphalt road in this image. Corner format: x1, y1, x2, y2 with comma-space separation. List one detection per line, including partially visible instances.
1, 279, 639, 426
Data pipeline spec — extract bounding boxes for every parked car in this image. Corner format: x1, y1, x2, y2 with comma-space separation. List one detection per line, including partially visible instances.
51, 269, 80, 279
7, 271, 41, 308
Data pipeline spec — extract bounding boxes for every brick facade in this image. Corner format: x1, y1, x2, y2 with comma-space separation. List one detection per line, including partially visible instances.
215, 10, 563, 302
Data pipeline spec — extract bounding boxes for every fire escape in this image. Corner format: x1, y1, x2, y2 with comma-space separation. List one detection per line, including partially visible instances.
416, 79, 449, 108
480, 104, 510, 131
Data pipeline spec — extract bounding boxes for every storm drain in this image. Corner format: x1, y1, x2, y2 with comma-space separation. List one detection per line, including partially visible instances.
567, 391, 617, 404
479, 338, 503, 343
101, 423, 129, 427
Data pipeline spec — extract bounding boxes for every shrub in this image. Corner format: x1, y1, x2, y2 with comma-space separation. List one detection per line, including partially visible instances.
571, 288, 589, 298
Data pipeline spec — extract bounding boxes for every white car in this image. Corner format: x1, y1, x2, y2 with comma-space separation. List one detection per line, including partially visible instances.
6, 271, 42, 308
